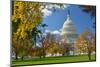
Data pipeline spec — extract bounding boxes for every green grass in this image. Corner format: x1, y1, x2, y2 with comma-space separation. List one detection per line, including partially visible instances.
12, 55, 96, 66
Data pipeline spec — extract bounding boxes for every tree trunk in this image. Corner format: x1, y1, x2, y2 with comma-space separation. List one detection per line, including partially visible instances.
43, 48, 46, 58
62, 53, 65, 56
39, 56, 41, 59
15, 52, 18, 60
21, 56, 24, 60
43, 54, 45, 58
88, 50, 91, 60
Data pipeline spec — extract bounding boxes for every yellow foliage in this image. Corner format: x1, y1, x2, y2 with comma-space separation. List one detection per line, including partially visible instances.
12, 1, 43, 40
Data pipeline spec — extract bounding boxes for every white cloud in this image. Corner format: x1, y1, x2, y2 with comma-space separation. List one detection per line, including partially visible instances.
45, 30, 60, 34
64, 5, 70, 8
51, 30, 60, 34
47, 4, 53, 9
42, 8, 52, 18
41, 4, 70, 17
61, 4, 70, 10
45, 29, 51, 33
53, 4, 61, 9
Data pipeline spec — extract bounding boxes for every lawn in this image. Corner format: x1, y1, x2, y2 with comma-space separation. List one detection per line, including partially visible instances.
12, 55, 96, 66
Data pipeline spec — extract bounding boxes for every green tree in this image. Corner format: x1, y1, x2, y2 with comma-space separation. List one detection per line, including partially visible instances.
80, 5, 96, 28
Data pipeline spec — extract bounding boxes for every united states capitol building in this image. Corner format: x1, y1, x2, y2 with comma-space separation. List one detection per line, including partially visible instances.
46, 12, 78, 56
60, 13, 78, 55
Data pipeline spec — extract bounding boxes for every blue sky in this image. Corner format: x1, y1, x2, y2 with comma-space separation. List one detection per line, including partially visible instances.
41, 4, 95, 34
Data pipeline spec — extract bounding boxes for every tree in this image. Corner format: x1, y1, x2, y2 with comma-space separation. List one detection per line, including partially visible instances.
12, 0, 68, 60
12, 35, 20, 60
31, 27, 42, 47
80, 5, 96, 28
39, 23, 48, 58
43, 32, 67, 56
12, 0, 43, 39
12, 1, 43, 60
76, 29, 96, 60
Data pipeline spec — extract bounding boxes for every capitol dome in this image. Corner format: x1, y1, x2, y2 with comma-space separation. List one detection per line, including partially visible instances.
60, 12, 78, 44
60, 15, 77, 35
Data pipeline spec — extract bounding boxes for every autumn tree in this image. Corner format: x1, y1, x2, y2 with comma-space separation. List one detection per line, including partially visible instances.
12, 0, 68, 60
43, 32, 67, 56
12, 1, 43, 60
76, 29, 96, 60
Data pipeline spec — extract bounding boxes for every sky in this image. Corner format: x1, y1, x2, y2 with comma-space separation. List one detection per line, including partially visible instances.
41, 4, 95, 35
